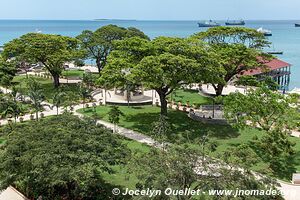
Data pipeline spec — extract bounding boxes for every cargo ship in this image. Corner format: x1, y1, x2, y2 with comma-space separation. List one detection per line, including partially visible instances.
198, 20, 221, 27
225, 20, 245, 26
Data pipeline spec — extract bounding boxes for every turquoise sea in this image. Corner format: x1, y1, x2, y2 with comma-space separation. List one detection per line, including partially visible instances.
0, 20, 299, 89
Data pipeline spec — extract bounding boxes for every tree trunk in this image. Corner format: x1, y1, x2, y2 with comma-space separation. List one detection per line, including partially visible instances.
53, 74, 60, 88
157, 90, 168, 116
214, 84, 224, 96
96, 59, 102, 74
36, 111, 39, 121
56, 106, 59, 116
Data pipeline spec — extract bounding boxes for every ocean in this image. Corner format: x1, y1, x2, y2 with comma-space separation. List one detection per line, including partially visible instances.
0, 20, 299, 90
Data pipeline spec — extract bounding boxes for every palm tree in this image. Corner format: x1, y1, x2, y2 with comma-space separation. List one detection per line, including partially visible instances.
26, 78, 45, 121
52, 90, 66, 115
0, 94, 22, 123
79, 84, 92, 110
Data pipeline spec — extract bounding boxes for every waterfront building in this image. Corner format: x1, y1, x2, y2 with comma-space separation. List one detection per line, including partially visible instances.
240, 58, 291, 91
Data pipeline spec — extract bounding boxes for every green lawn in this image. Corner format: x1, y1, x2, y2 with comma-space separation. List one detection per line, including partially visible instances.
169, 89, 212, 105
11, 75, 81, 103
62, 70, 84, 78
78, 105, 300, 181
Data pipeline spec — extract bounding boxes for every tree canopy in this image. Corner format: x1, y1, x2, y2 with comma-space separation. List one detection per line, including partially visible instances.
2, 33, 82, 88
194, 26, 271, 96
0, 55, 16, 88
0, 114, 130, 200
223, 86, 298, 132
132, 144, 282, 200
77, 25, 149, 73
99, 36, 216, 116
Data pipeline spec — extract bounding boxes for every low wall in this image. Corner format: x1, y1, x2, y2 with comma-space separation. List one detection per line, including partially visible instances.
188, 112, 228, 125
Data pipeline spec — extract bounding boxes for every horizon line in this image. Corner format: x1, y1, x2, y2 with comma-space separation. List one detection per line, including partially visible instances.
0, 18, 300, 21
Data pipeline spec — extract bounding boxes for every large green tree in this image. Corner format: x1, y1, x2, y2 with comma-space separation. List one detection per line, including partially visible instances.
77, 25, 149, 73
0, 55, 16, 88
99, 37, 214, 116
194, 27, 271, 96
2, 33, 81, 88
132, 144, 282, 200
0, 114, 130, 200
223, 87, 298, 176
223, 86, 298, 132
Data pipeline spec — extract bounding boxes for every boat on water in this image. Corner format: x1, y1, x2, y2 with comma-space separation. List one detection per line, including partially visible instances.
267, 50, 283, 55
266, 45, 283, 55
295, 23, 300, 27
257, 27, 272, 36
198, 20, 221, 27
225, 20, 245, 26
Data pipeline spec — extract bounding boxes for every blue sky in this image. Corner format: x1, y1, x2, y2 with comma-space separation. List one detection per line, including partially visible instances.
1, 0, 300, 20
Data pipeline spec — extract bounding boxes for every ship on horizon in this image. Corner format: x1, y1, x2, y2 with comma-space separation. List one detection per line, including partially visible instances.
198, 20, 221, 27
225, 19, 245, 26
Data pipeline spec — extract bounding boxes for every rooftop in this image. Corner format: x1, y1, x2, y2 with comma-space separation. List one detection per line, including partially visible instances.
241, 58, 291, 76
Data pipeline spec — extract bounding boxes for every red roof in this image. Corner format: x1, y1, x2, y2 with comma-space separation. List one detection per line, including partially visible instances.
241, 58, 291, 76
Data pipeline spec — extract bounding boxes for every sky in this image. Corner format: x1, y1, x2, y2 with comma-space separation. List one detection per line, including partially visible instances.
1, 0, 300, 20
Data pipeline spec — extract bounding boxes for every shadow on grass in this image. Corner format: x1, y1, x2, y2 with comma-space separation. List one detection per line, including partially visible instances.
124, 110, 239, 143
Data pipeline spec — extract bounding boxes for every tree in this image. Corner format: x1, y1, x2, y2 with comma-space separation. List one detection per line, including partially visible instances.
82, 72, 96, 88
52, 90, 66, 115
151, 115, 172, 149
132, 144, 282, 200
236, 75, 279, 92
108, 106, 124, 133
26, 78, 45, 121
252, 130, 296, 176
0, 95, 22, 123
194, 27, 271, 96
0, 55, 16, 89
223, 87, 298, 177
223, 86, 298, 132
0, 114, 130, 200
2, 33, 81, 88
77, 25, 149, 73
78, 84, 92, 110
99, 37, 212, 116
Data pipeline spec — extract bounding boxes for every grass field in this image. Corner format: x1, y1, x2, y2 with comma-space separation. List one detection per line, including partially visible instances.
169, 89, 212, 105
78, 105, 300, 181
62, 70, 85, 78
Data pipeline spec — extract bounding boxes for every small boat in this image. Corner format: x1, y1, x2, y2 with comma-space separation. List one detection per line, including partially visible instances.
198, 20, 221, 27
35, 29, 42, 33
267, 51, 283, 55
257, 27, 272, 36
266, 45, 283, 55
225, 20, 245, 26
295, 23, 300, 27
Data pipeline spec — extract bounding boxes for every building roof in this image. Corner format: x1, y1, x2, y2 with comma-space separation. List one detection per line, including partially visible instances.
0, 186, 28, 200
241, 58, 291, 76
